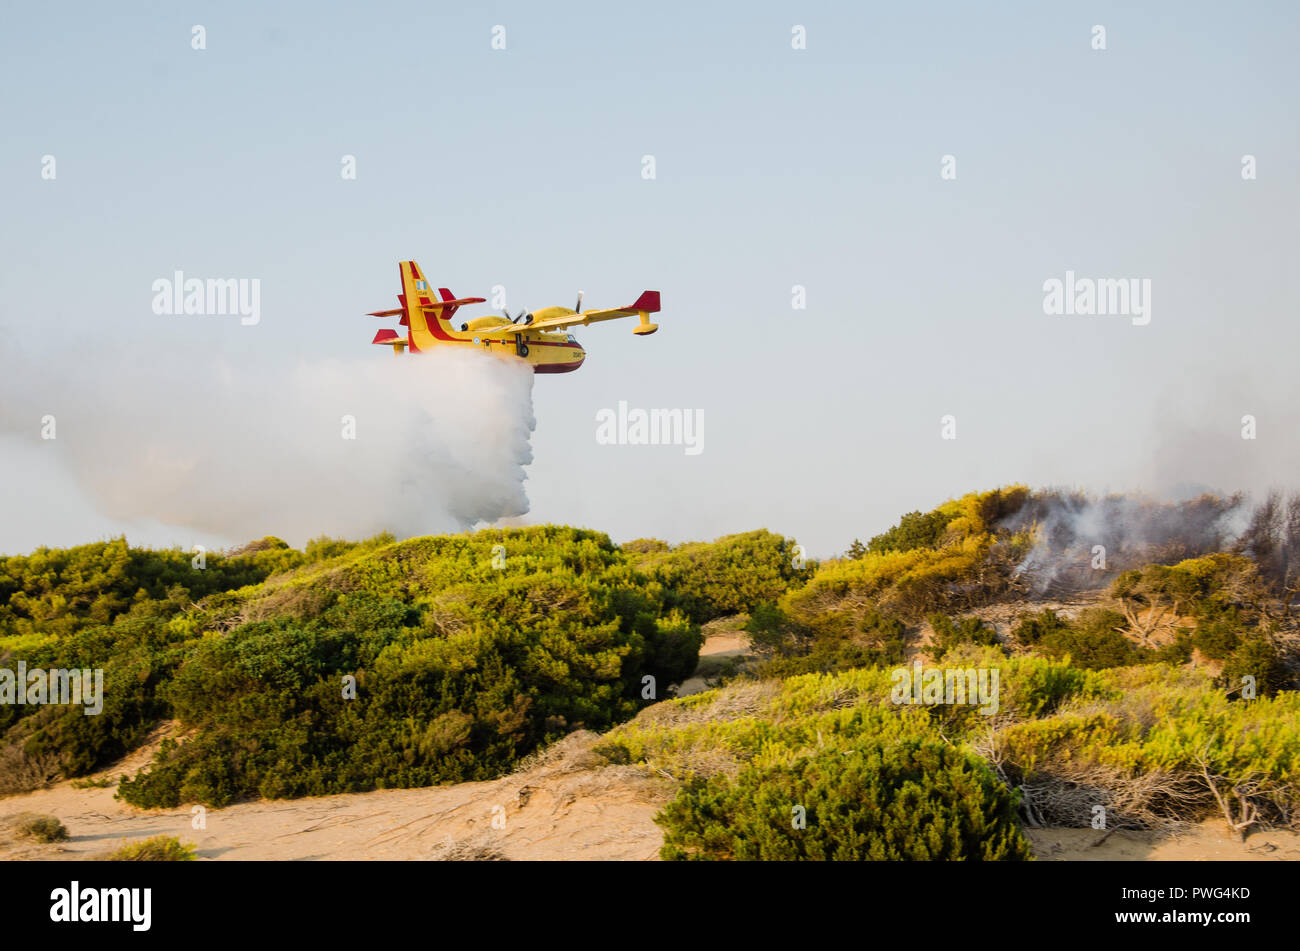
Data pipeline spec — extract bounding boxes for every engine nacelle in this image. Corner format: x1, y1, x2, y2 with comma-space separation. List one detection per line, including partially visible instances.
462, 315, 513, 332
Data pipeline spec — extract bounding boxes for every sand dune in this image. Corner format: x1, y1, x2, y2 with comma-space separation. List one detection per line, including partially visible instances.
0, 728, 672, 861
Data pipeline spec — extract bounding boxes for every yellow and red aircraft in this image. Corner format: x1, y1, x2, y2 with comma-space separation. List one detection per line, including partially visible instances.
367, 260, 660, 373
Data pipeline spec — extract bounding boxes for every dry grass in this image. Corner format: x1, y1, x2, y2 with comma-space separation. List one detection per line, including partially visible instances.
629, 680, 780, 731
1017, 763, 1207, 831
103, 835, 197, 861
429, 836, 510, 861
0, 734, 67, 796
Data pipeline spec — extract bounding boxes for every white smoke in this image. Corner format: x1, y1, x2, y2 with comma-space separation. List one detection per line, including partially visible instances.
0, 345, 536, 546
1000, 489, 1254, 595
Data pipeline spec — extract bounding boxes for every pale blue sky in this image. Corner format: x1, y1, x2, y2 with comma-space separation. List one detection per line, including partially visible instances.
2, 1, 1298, 557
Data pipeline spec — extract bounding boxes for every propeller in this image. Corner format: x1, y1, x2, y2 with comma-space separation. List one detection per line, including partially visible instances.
502, 307, 531, 324
575, 291, 584, 314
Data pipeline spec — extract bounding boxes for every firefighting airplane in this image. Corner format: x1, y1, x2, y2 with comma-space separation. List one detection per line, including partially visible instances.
367, 260, 660, 373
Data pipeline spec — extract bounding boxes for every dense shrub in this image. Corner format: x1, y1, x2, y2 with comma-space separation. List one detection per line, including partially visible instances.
749, 605, 909, 677
1190, 618, 1242, 661
1011, 609, 1071, 646
744, 602, 799, 656
1012, 608, 1148, 669
658, 739, 1031, 860
627, 530, 812, 623
929, 613, 1002, 655
867, 509, 953, 555
0, 538, 312, 642
621, 538, 670, 554
111, 527, 704, 807
3, 526, 707, 804
1218, 637, 1290, 698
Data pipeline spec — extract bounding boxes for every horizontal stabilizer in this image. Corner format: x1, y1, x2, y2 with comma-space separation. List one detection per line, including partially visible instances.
372, 329, 403, 345
420, 297, 486, 310
367, 308, 405, 318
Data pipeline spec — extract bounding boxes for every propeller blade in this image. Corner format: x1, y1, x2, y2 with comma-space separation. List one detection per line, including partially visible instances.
575, 291, 584, 314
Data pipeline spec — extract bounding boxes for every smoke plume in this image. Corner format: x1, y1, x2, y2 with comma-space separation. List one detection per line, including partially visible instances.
0, 346, 536, 547
1000, 489, 1256, 595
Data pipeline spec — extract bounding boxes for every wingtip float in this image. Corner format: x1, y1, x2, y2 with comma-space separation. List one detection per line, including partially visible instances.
366, 260, 661, 374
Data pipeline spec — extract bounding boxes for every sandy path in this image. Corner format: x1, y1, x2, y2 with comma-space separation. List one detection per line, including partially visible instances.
678, 619, 755, 697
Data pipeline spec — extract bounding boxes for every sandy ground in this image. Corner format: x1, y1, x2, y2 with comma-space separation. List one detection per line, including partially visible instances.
1027, 823, 1300, 861
0, 728, 673, 861
8, 746, 1295, 861
4, 626, 1299, 861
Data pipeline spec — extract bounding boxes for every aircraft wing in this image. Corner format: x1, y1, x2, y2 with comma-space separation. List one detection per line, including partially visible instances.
526, 291, 661, 332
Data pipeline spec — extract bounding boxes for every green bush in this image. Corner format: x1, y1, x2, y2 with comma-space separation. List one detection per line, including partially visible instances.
929, 613, 1002, 656
750, 606, 909, 677
1031, 609, 1149, 669
15, 813, 69, 843
1190, 618, 1242, 661
628, 530, 812, 624
658, 738, 1031, 860
1219, 637, 1291, 698
1011, 609, 1071, 646
868, 509, 953, 554
4, 526, 709, 805
112, 527, 704, 807
745, 602, 799, 657
621, 538, 669, 554
1154, 632, 1194, 665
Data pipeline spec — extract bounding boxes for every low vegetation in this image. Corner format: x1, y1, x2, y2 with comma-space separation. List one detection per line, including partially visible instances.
3, 486, 1298, 858
659, 738, 1031, 860
1, 526, 798, 805
106, 835, 197, 861
13, 813, 70, 843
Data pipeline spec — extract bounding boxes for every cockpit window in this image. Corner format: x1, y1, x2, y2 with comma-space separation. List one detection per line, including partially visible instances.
565, 334, 580, 345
